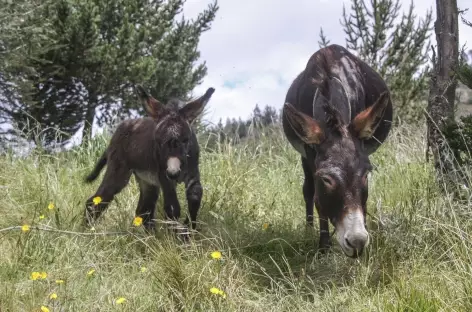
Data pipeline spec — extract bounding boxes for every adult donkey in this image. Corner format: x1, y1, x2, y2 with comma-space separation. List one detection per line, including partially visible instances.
282, 44, 393, 258
83, 85, 215, 236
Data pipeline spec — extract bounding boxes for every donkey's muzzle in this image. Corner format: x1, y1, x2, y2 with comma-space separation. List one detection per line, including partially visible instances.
166, 168, 181, 180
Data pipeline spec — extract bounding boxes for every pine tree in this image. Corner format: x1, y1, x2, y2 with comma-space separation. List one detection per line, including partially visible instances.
1, 0, 219, 148
261, 105, 278, 126
326, 0, 434, 124
318, 27, 330, 48
252, 104, 262, 128
0, 0, 56, 148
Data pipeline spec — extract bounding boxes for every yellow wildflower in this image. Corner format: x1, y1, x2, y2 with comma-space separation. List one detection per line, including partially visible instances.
133, 216, 143, 227
21, 224, 30, 232
92, 196, 102, 205
262, 222, 270, 230
55, 279, 65, 284
209, 287, 226, 298
39, 215, 45, 220
30, 272, 40, 280
87, 268, 95, 277
115, 297, 126, 304
30, 271, 47, 280
47, 202, 55, 210
210, 251, 222, 260
49, 293, 58, 300
40, 306, 50, 312
140, 266, 147, 273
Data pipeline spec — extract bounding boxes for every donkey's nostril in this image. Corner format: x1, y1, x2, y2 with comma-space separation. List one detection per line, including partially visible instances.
345, 238, 354, 249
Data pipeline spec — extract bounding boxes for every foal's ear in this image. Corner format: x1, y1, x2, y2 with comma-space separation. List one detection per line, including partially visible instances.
135, 84, 166, 119
350, 91, 390, 139
283, 102, 324, 145
180, 87, 215, 124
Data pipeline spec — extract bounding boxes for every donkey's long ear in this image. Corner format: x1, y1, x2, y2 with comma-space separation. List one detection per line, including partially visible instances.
135, 85, 166, 119
284, 102, 324, 145
350, 91, 390, 139
180, 87, 215, 124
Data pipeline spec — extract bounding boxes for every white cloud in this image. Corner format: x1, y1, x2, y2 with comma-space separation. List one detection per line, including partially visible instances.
182, 0, 472, 125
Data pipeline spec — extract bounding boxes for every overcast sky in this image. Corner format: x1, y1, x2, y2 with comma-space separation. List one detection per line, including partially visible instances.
181, 0, 472, 126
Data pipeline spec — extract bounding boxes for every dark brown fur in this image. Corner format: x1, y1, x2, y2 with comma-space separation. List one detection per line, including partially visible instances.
282, 44, 393, 258
83, 85, 215, 236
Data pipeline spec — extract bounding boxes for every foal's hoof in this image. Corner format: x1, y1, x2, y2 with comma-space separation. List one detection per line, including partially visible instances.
176, 225, 193, 243
143, 223, 156, 235
166, 221, 192, 243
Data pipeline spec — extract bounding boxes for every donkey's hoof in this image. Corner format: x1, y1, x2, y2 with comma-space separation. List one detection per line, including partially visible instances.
318, 237, 332, 254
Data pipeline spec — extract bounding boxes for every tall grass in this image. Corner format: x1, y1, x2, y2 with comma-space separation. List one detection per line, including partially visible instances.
0, 123, 471, 311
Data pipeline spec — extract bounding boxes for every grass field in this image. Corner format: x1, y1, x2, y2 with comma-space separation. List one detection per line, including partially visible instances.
1, 124, 472, 312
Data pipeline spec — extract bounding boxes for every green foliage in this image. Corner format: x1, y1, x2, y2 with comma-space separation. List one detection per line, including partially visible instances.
442, 114, 472, 167
458, 61, 472, 90
442, 13, 472, 176
0, 0, 57, 147
1, 0, 219, 148
334, 0, 433, 124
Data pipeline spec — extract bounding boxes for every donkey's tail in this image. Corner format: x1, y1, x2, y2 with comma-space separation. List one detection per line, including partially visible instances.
84, 151, 107, 183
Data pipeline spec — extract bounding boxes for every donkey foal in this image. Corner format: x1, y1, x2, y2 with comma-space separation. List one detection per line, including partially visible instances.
83, 85, 215, 237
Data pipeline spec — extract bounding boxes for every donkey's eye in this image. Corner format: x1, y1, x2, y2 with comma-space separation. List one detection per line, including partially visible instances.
321, 175, 335, 188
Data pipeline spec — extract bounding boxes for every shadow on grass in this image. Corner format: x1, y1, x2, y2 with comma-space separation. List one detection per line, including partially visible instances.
169, 207, 414, 296
62, 169, 445, 302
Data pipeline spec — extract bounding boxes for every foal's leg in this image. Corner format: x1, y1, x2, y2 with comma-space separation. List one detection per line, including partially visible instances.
183, 171, 203, 231
159, 176, 190, 240
84, 162, 132, 226
134, 176, 160, 231
158, 174, 182, 226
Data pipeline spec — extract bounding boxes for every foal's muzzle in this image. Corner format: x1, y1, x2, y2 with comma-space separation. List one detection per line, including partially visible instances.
166, 157, 182, 180
166, 168, 181, 180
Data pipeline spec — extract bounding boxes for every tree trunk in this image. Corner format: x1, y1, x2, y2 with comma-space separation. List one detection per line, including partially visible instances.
426, 0, 459, 188
82, 93, 97, 144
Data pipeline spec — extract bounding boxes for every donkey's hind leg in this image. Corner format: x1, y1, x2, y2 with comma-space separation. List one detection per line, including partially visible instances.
84, 162, 132, 226
134, 176, 160, 231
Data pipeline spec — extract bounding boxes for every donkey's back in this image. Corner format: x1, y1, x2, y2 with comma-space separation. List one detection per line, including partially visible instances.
283, 44, 393, 156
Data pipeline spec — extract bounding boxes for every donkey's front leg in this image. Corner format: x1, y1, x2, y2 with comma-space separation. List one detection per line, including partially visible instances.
317, 211, 332, 253
159, 175, 186, 236
160, 181, 181, 221
183, 176, 203, 231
